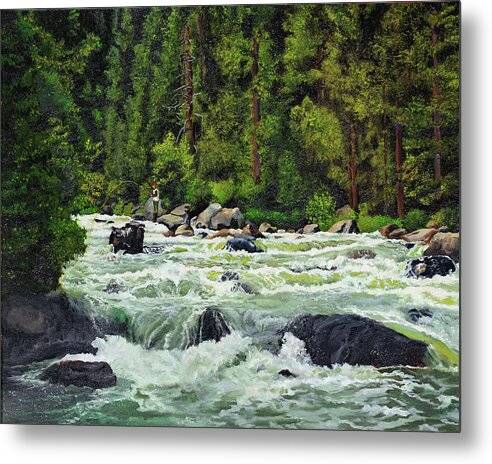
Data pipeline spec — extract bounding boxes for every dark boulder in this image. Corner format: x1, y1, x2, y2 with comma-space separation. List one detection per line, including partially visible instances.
405, 256, 456, 279
219, 271, 240, 281
101, 204, 114, 216
192, 308, 231, 345
407, 308, 433, 323
2, 293, 99, 366
103, 280, 125, 294
225, 237, 263, 253
279, 314, 428, 368
328, 220, 359, 234
109, 222, 145, 254
278, 369, 297, 378
41, 361, 116, 389
218, 271, 253, 293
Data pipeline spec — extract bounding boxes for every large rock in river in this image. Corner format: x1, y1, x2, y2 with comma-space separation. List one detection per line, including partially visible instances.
192, 308, 231, 345
279, 314, 428, 368
379, 223, 400, 238
109, 222, 145, 254
405, 256, 456, 279
210, 207, 245, 230
225, 237, 263, 253
301, 224, 320, 234
157, 203, 191, 230
41, 361, 116, 389
259, 222, 277, 234
144, 197, 164, 221
2, 293, 99, 366
401, 228, 439, 244
195, 203, 223, 229
175, 224, 194, 237
424, 232, 460, 262
328, 219, 359, 234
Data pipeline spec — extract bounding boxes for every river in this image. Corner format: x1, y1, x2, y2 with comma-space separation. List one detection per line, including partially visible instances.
3, 214, 460, 431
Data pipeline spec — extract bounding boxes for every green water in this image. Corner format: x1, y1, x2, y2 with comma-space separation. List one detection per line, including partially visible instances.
3, 214, 459, 431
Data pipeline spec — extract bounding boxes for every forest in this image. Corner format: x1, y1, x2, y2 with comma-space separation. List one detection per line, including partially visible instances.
1, 2, 460, 296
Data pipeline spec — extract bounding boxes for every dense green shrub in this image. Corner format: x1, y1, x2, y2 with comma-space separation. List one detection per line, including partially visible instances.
357, 215, 402, 233
151, 134, 193, 206
244, 208, 303, 229
113, 200, 135, 216
305, 192, 337, 231
431, 207, 460, 231
185, 178, 212, 210
402, 208, 429, 232
209, 179, 236, 206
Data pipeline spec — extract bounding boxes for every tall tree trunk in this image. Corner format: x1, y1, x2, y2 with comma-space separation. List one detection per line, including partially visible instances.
348, 123, 359, 211
395, 123, 405, 219
431, 24, 442, 184
250, 31, 261, 184
197, 8, 208, 86
181, 23, 195, 155
383, 126, 389, 215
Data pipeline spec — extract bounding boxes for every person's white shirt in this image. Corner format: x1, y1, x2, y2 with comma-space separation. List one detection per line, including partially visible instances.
152, 188, 159, 202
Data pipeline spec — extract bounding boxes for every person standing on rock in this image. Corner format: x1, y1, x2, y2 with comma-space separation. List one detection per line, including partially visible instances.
150, 181, 160, 222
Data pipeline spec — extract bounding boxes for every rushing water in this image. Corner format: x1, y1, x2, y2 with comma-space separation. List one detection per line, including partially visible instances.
3, 214, 460, 431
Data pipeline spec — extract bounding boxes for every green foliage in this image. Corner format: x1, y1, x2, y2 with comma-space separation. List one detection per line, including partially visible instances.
185, 178, 212, 209
305, 192, 337, 231
357, 215, 402, 233
1, 4, 460, 296
151, 133, 193, 205
402, 209, 429, 232
113, 200, 134, 216
209, 179, 236, 206
244, 208, 302, 229
431, 207, 459, 231
1, 11, 94, 295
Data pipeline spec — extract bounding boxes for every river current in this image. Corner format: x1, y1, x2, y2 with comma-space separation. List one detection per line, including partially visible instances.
3, 214, 460, 431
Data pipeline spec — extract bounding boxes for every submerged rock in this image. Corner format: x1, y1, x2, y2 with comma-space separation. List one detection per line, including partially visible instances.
104, 279, 125, 294
41, 361, 116, 389
219, 271, 240, 281
328, 220, 359, 234
193, 308, 231, 345
405, 256, 456, 279
225, 237, 263, 253
279, 314, 428, 368
424, 232, 460, 262
347, 249, 376, 259
278, 369, 297, 378
407, 308, 433, 323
